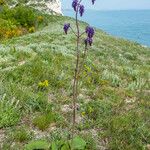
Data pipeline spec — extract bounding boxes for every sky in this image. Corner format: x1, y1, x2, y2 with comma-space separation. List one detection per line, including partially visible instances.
62, 0, 150, 10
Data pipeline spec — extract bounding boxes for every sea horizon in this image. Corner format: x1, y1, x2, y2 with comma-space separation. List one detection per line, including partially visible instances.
63, 8, 150, 11
63, 9, 150, 47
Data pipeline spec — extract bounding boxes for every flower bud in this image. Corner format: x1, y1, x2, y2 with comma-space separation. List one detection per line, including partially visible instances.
79, 5, 84, 17
92, 0, 96, 5
85, 26, 95, 38
72, 0, 78, 12
63, 23, 70, 34
85, 38, 93, 46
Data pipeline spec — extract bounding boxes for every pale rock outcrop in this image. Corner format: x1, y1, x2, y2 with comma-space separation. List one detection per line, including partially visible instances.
26, 0, 62, 15
9, 0, 62, 15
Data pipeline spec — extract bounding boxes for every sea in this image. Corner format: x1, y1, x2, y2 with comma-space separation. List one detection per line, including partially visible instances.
63, 9, 150, 47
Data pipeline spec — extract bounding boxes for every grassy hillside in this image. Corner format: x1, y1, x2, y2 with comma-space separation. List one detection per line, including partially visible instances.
0, 15, 150, 150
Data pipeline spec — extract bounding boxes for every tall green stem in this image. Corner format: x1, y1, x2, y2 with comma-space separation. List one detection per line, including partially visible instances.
72, 1, 81, 136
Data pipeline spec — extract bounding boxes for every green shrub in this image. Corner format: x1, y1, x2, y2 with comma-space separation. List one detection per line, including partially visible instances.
0, 5, 46, 40
0, 0, 5, 6
13, 6, 36, 27
0, 9, 24, 39
0, 18, 17, 39
0, 6, 36, 27
0, 5, 16, 21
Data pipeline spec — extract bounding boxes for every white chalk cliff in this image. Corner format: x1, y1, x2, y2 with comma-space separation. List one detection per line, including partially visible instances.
9, 0, 62, 15
27, 0, 62, 15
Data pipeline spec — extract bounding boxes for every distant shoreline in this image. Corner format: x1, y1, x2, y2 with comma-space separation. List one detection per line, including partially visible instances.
62, 9, 150, 12
63, 9, 150, 47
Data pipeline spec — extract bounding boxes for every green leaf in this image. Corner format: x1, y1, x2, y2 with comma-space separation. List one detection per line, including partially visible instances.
61, 144, 70, 150
50, 140, 70, 150
61, 142, 70, 150
24, 140, 49, 150
71, 136, 86, 150
51, 141, 58, 150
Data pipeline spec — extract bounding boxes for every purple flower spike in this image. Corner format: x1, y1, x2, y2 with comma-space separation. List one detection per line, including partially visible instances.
63, 23, 70, 34
79, 5, 84, 17
85, 38, 93, 46
88, 38, 93, 46
92, 0, 96, 5
86, 26, 95, 38
72, 0, 78, 12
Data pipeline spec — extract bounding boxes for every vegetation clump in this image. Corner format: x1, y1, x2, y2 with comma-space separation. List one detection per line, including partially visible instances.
0, 94, 20, 128
33, 112, 55, 131
0, 5, 47, 40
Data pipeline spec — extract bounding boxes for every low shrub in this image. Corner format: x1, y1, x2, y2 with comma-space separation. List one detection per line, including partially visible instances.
0, 6, 36, 27
0, 5, 45, 40
0, 0, 5, 6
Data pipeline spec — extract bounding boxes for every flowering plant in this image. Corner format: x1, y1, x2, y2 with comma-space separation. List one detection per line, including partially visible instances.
38, 80, 49, 89
63, 0, 96, 135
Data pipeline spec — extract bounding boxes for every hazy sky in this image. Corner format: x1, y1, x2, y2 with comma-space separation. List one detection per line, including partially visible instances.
62, 0, 150, 10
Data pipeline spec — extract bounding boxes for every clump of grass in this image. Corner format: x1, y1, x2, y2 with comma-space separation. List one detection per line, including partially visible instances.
33, 112, 55, 131
0, 94, 20, 128
9, 127, 32, 143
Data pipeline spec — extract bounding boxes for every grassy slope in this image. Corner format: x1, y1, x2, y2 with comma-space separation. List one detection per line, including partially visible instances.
0, 15, 150, 149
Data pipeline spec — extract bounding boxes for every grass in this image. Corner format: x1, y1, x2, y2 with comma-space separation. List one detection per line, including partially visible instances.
33, 112, 55, 131
0, 14, 150, 150
9, 127, 32, 142
0, 94, 20, 128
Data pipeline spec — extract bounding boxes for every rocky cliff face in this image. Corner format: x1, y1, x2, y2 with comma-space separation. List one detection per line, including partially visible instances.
9, 0, 62, 15
26, 0, 62, 15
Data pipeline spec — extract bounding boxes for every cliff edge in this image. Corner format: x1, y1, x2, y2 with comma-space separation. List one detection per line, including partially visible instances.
8, 0, 62, 15
26, 0, 62, 15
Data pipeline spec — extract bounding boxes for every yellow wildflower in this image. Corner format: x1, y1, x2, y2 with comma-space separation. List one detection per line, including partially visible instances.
44, 80, 49, 87
38, 80, 49, 88
29, 27, 35, 33
38, 81, 44, 87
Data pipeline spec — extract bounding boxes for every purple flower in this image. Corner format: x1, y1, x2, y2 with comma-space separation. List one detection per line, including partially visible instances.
79, 5, 84, 17
92, 0, 96, 5
88, 38, 93, 46
63, 23, 70, 34
85, 38, 93, 46
85, 26, 95, 46
85, 26, 95, 38
72, 0, 78, 12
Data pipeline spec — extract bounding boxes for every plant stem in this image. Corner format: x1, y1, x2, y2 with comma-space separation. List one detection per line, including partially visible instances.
78, 45, 88, 76
72, 2, 80, 137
